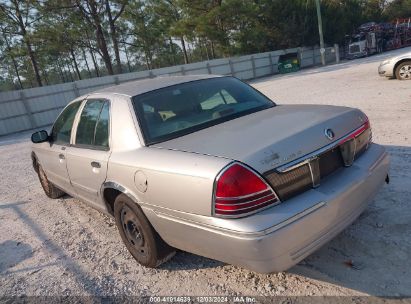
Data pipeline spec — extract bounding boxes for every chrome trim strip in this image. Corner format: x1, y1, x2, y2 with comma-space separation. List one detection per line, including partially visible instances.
279, 158, 311, 173
308, 157, 320, 188
277, 123, 368, 173
215, 189, 272, 201
100, 181, 144, 214
214, 200, 282, 219
349, 137, 357, 166
215, 199, 277, 213
277, 142, 337, 173
215, 193, 275, 206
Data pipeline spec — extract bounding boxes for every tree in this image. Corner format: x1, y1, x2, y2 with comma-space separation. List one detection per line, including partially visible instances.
149, 0, 190, 63
1, 26, 23, 89
0, 0, 43, 86
124, 1, 164, 69
105, 0, 127, 73
1, 0, 409, 92
384, 0, 411, 20
75, 0, 114, 75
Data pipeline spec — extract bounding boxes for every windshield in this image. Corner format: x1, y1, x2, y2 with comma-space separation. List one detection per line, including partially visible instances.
132, 77, 275, 145
351, 34, 366, 43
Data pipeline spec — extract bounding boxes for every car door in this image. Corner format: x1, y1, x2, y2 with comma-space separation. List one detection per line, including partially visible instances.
38, 101, 83, 193
65, 99, 111, 209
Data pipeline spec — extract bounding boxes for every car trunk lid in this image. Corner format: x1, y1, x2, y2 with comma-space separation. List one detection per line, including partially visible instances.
152, 104, 367, 174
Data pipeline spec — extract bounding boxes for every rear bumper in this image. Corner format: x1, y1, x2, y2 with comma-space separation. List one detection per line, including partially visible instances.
144, 143, 390, 273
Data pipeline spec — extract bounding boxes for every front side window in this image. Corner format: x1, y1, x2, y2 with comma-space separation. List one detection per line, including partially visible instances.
132, 77, 274, 145
52, 101, 82, 145
75, 99, 110, 149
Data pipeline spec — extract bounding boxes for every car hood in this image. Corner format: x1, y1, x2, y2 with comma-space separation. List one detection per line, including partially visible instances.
152, 104, 367, 173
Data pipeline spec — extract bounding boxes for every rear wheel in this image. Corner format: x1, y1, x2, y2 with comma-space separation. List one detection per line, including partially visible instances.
37, 165, 65, 199
114, 194, 175, 268
395, 61, 411, 80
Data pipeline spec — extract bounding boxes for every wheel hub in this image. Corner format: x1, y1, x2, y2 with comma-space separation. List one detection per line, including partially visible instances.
126, 220, 143, 247
120, 206, 148, 256
399, 65, 411, 79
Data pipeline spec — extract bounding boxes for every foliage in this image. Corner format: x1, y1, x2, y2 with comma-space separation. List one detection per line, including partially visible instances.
0, 0, 409, 91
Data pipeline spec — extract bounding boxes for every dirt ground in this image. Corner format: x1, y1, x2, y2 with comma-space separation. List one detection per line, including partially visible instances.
1, 47, 410, 298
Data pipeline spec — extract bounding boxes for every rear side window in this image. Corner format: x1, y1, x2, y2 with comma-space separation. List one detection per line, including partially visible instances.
52, 101, 82, 145
94, 102, 110, 147
75, 99, 110, 150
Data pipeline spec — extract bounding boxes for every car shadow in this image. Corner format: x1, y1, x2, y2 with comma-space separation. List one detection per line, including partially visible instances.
0, 240, 33, 273
159, 251, 225, 271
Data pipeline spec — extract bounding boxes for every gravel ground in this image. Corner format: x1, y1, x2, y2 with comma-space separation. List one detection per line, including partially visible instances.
1, 47, 410, 298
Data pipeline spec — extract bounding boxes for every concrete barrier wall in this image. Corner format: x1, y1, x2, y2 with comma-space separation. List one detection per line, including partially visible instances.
0, 45, 338, 136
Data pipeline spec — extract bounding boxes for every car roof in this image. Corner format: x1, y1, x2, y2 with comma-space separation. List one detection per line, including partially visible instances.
89, 75, 222, 98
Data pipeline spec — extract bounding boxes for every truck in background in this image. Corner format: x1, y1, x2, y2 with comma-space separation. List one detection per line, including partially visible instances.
346, 19, 411, 59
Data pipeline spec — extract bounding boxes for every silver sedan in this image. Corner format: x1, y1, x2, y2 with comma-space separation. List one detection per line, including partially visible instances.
30, 75, 390, 273
378, 51, 411, 80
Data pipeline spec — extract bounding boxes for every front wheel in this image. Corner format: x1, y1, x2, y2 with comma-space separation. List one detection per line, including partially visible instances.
114, 194, 175, 268
37, 165, 65, 199
395, 61, 411, 80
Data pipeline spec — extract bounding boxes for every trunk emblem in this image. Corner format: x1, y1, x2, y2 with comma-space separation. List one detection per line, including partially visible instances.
324, 128, 335, 140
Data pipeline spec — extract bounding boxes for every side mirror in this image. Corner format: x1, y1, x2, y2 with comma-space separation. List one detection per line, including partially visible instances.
31, 130, 49, 143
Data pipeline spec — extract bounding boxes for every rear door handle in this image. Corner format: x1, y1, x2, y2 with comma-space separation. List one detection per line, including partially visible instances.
59, 154, 65, 160
91, 161, 101, 168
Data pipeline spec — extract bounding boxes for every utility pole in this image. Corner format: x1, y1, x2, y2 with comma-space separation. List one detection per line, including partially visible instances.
315, 0, 326, 65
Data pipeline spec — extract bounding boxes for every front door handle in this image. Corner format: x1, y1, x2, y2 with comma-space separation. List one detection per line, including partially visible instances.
59, 153, 65, 160
91, 161, 101, 168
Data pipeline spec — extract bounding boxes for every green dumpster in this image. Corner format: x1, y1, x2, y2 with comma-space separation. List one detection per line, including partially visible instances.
278, 53, 300, 74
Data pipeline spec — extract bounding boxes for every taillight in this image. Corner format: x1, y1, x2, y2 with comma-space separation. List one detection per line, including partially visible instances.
213, 163, 280, 218
339, 117, 371, 145
340, 116, 372, 165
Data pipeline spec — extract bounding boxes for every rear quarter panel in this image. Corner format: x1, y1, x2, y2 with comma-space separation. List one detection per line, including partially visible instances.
106, 147, 231, 216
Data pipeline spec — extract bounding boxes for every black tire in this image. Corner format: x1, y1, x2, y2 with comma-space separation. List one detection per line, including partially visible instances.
395, 61, 411, 80
114, 194, 175, 268
37, 165, 65, 199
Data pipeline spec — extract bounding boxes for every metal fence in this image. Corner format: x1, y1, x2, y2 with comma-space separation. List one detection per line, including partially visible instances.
0, 45, 339, 137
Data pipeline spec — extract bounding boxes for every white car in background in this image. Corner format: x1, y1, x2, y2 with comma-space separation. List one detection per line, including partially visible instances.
378, 51, 411, 80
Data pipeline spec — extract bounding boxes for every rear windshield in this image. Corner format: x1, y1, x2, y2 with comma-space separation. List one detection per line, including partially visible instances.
131, 77, 275, 145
